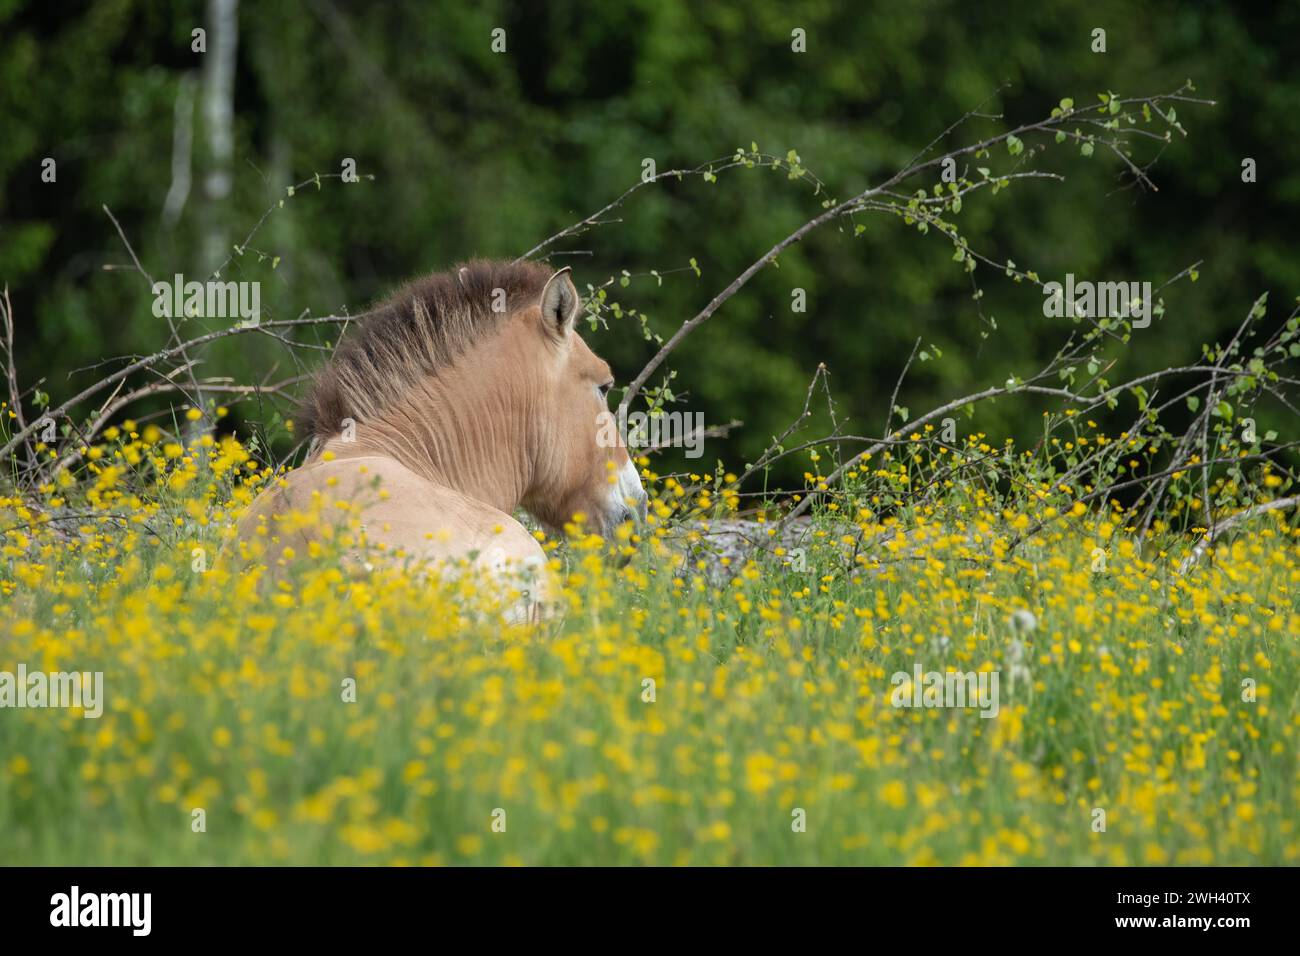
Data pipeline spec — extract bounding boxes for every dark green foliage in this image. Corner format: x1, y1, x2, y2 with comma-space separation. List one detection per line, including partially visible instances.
2, 1, 1297, 482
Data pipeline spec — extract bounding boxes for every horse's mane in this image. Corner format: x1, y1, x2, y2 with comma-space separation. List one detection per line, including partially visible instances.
297, 259, 554, 440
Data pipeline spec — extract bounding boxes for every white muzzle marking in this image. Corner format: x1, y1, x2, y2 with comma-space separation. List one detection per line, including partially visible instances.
609, 457, 648, 526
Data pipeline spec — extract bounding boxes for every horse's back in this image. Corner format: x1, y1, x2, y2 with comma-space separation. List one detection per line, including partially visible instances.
233, 454, 551, 609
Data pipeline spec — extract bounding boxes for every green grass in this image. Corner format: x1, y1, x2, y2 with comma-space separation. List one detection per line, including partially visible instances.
1, 430, 1296, 865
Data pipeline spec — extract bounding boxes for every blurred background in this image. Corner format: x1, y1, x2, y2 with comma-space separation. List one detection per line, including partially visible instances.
2, 0, 1297, 483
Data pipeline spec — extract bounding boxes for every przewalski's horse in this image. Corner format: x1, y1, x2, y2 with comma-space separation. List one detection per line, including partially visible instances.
233, 260, 647, 617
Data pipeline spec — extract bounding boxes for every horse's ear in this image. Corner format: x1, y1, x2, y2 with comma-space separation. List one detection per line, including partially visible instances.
539, 267, 579, 336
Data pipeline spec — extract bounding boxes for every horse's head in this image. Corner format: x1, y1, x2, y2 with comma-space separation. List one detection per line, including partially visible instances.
517, 267, 647, 541
299, 260, 647, 548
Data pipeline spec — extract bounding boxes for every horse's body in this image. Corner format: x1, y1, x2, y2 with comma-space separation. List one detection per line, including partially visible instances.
233, 260, 646, 617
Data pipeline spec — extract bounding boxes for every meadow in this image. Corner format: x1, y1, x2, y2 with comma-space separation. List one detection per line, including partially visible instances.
1, 412, 1295, 865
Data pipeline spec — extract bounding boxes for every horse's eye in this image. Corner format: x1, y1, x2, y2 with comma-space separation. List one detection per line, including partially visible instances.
598, 381, 614, 398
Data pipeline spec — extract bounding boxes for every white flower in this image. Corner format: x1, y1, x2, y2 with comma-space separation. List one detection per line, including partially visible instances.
1010, 609, 1038, 633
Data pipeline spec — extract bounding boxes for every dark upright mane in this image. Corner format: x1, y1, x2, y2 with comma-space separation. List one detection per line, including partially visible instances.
297, 259, 554, 440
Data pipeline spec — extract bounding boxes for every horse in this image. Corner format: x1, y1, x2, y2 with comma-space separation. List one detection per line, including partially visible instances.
232, 260, 647, 619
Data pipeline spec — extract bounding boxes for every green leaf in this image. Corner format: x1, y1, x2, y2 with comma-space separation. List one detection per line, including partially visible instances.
1080, 141, 1094, 158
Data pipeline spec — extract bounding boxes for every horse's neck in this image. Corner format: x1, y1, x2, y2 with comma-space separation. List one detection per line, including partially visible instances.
317, 384, 532, 515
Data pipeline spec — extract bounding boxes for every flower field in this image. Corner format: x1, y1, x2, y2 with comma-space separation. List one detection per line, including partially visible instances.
1, 420, 1297, 865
